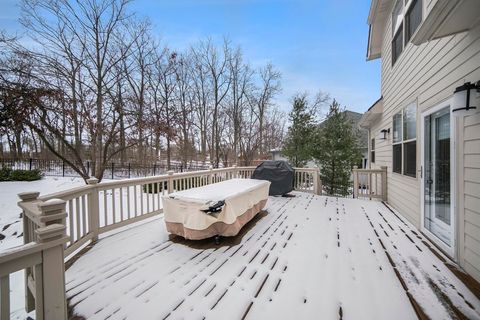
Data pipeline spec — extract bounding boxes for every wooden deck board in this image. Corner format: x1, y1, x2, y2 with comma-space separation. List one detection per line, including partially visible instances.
66, 193, 480, 320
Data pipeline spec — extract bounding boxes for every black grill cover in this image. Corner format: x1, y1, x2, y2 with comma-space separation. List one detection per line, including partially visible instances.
251, 161, 294, 196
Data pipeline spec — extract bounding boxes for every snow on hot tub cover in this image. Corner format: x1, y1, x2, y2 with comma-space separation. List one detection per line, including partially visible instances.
162, 179, 270, 239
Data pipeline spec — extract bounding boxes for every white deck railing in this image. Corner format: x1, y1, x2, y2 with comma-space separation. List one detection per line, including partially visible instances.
0, 166, 321, 319
352, 166, 388, 201
36, 166, 321, 257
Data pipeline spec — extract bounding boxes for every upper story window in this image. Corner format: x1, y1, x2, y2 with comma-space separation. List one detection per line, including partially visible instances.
392, 102, 417, 177
392, 0, 423, 66
406, 0, 422, 42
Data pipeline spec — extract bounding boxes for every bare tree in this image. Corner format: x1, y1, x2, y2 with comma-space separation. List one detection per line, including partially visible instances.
227, 47, 254, 164
252, 63, 281, 156
15, 0, 137, 181
192, 38, 232, 167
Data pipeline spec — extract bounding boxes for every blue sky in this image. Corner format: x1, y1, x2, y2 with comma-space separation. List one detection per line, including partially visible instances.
0, 0, 380, 113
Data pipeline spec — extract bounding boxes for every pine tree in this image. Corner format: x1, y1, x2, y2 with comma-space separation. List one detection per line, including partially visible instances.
282, 94, 316, 167
313, 99, 361, 196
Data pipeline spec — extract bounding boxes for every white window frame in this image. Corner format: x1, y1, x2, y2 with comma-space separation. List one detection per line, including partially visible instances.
391, 0, 423, 65
392, 101, 417, 177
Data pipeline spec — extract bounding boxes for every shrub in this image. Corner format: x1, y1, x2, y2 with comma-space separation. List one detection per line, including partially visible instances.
0, 168, 12, 181
0, 168, 43, 181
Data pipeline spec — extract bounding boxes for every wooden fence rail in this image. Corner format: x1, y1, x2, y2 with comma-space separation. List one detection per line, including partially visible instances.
1, 165, 321, 318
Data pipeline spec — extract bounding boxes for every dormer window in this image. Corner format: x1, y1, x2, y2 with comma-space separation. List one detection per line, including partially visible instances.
392, 0, 422, 66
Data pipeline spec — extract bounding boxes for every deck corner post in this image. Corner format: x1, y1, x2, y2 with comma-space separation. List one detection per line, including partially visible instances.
37, 199, 67, 227
381, 166, 388, 202
87, 177, 100, 242
35, 202, 68, 320
232, 165, 238, 179
18, 191, 40, 203
353, 166, 359, 198
18, 191, 40, 243
167, 171, 174, 193
37, 224, 68, 320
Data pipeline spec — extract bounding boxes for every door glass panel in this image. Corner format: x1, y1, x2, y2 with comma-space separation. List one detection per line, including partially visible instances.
424, 107, 451, 246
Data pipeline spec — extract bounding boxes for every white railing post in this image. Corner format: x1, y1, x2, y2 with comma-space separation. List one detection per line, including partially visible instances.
313, 170, 318, 195
313, 168, 322, 195
381, 166, 388, 202
353, 166, 359, 198
318, 169, 323, 195
207, 166, 213, 185
87, 178, 100, 242
167, 171, 174, 194
232, 165, 238, 179
17, 191, 40, 312
36, 200, 68, 320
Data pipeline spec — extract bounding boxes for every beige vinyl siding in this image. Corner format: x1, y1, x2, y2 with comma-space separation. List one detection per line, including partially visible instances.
463, 112, 480, 281
373, 5, 480, 281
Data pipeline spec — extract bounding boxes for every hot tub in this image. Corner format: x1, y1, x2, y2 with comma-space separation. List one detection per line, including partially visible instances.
162, 179, 270, 240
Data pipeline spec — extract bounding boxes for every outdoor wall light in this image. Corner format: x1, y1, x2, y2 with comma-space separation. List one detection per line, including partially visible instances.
452, 81, 480, 117
380, 128, 390, 140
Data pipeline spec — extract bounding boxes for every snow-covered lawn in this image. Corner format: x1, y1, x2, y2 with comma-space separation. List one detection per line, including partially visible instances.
0, 176, 86, 319
0, 176, 86, 250
66, 193, 480, 320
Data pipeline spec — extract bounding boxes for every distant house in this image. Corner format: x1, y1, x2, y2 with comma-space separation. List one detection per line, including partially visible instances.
344, 110, 369, 168
269, 148, 288, 162
361, 0, 480, 282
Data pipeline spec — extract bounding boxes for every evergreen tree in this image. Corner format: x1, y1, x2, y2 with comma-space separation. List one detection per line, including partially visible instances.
282, 94, 316, 167
313, 99, 361, 196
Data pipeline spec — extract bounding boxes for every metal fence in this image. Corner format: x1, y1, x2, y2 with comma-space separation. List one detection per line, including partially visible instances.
0, 158, 210, 179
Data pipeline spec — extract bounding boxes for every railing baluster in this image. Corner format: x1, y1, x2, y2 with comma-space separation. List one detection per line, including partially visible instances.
112, 188, 116, 224
120, 187, 124, 222
134, 185, 138, 217
75, 198, 81, 240
140, 185, 144, 216
127, 186, 131, 220
103, 190, 108, 226
68, 200, 74, 243
81, 195, 87, 235
146, 185, 150, 214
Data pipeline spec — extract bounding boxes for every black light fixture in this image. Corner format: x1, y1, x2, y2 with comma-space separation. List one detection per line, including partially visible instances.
380, 128, 390, 140
452, 81, 480, 117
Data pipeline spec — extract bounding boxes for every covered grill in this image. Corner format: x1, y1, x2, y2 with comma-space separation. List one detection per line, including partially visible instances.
252, 160, 294, 196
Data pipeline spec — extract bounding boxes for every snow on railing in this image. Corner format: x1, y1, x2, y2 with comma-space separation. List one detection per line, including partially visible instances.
352, 166, 388, 201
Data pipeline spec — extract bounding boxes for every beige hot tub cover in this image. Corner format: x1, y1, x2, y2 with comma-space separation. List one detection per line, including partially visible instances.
162, 179, 270, 239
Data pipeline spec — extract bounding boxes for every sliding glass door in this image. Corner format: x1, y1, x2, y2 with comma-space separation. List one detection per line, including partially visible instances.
422, 105, 454, 254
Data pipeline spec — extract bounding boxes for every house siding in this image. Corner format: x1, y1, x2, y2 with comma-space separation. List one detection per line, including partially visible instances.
370, 3, 480, 281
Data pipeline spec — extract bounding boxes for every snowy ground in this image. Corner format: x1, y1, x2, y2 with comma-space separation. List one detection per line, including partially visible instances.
66, 193, 480, 320
0, 176, 86, 319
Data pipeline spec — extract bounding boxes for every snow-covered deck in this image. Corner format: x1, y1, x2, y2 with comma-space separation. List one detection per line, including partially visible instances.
65, 193, 480, 320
